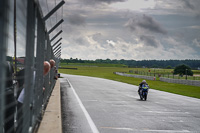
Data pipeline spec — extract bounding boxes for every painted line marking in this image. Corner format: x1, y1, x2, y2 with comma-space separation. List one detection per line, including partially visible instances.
101, 127, 190, 132
142, 111, 190, 114
66, 79, 100, 133
144, 129, 190, 132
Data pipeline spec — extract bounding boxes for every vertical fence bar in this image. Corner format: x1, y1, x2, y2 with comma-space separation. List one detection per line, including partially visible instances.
50, 48, 55, 90
22, 0, 36, 132
32, 5, 46, 131
43, 35, 51, 106
0, 0, 9, 131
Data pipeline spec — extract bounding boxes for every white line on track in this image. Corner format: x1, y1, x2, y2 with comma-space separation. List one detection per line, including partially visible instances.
101, 127, 190, 132
66, 79, 100, 133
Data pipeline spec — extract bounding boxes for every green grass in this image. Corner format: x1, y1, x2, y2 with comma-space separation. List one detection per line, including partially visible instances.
59, 65, 200, 99
60, 62, 127, 67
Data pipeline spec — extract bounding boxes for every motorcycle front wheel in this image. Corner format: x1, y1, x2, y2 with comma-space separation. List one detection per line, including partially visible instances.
144, 94, 147, 101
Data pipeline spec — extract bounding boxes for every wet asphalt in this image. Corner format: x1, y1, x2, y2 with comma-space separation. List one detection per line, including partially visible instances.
60, 74, 200, 133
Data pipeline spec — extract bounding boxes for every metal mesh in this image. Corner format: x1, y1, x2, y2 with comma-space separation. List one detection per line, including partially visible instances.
0, 0, 62, 132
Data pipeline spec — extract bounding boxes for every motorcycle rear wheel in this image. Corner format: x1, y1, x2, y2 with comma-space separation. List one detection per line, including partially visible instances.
140, 95, 143, 100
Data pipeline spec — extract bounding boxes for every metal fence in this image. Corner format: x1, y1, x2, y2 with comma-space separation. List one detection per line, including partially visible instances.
129, 70, 200, 81
160, 77, 200, 87
115, 72, 200, 87
0, 0, 64, 133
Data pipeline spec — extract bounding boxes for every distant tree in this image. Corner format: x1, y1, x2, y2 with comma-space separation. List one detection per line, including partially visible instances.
152, 64, 159, 68
166, 65, 172, 69
173, 64, 193, 76
59, 59, 200, 69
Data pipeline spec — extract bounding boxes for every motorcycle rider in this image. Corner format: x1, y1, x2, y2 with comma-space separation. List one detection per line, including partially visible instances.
138, 80, 148, 94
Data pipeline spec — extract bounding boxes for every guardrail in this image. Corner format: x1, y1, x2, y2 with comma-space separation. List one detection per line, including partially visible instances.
0, 0, 64, 133
160, 77, 200, 87
115, 72, 200, 87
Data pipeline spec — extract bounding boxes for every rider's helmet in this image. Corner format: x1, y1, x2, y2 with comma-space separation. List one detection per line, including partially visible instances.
142, 80, 146, 83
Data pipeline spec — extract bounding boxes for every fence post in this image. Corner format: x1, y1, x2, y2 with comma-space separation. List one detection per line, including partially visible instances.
23, 0, 36, 132
0, 0, 9, 131
33, 7, 46, 129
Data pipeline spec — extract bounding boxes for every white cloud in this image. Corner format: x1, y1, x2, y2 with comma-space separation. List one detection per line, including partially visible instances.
193, 38, 200, 47
110, 0, 155, 11
106, 40, 116, 47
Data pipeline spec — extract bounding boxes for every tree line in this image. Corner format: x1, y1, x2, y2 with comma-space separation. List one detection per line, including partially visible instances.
60, 58, 200, 69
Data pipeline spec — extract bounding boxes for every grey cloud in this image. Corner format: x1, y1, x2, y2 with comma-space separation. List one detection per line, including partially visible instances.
195, 14, 200, 19
75, 37, 87, 45
138, 15, 167, 34
140, 35, 159, 47
122, 48, 127, 52
97, 0, 127, 4
182, 0, 195, 10
92, 33, 103, 41
193, 38, 200, 47
67, 14, 86, 26
82, 0, 127, 4
125, 15, 167, 34
91, 33, 106, 45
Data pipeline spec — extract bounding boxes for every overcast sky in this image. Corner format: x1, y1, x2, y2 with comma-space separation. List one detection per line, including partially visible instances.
39, 0, 200, 60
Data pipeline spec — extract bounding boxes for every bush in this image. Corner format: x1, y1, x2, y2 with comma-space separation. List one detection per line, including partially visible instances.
174, 64, 193, 76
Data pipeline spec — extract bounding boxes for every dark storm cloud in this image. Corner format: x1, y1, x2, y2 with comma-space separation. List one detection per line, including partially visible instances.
138, 15, 167, 34
125, 15, 167, 34
91, 33, 104, 42
140, 35, 159, 47
182, 0, 195, 10
67, 14, 86, 26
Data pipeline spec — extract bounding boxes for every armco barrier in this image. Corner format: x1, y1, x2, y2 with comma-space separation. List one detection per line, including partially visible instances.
115, 72, 155, 81
160, 77, 200, 87
115, 72, 200, 87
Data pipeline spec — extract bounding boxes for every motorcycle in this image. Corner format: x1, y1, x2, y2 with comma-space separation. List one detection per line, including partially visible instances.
138, 84, 149, 101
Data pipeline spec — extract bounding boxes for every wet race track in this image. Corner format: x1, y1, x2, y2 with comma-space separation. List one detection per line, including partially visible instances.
60, 74, 200, 133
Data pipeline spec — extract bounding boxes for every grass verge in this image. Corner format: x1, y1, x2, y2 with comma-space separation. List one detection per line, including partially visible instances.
59, 66, 200, 99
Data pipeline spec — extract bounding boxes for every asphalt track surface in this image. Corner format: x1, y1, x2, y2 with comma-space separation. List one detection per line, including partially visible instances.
60, 74, 200, 133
